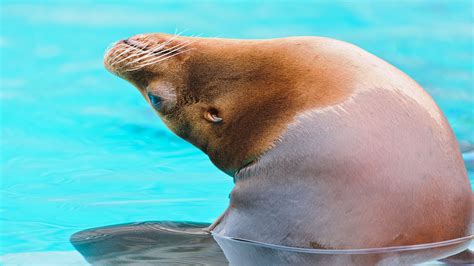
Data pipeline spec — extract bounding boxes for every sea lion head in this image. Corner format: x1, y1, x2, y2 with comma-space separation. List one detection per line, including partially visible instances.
104, 33, 350, 175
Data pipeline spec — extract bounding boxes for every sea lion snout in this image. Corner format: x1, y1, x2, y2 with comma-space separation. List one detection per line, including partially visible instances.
104, 33, 194, 76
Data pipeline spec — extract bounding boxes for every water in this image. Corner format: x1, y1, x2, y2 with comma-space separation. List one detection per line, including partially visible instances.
1, 0, 472, 264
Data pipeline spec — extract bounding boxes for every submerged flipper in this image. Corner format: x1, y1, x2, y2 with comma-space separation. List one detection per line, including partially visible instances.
70, 221, 227, 265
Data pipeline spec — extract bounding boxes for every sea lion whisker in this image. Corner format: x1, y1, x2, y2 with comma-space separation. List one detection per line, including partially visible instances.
104, 43, 128, 66
151, 47, 195, 63
143, 29, 187, 53
111, 36, 166, 66
125, 48, 195, 72
126, 37, 181, 62
108, 46, 133, 67
120, 45, 170, 68
143, 31, 201, 53
111, 44, 150, 67
122, 40, 194, 70
126, 49, 194, 72
119, 30, 189, 67
173, 28, 189, 38
140, 29, 188, 54
109, 30, 196, 71
123, 48, 184, 70
127, 42, 194, 70
108, 44, 139, 67
119, 41, 168, 67
108, 42, 132, 58
142, 39, 190, 59
108, 33, 202, 72
143, 35, 200, 60
141, 30, 191, 55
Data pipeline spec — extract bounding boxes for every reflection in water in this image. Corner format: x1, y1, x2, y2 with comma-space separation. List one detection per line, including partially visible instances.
70, 221, 227, 265
71, 221, 473, 265
214, 234, 472, 265
440, 249, 474, 264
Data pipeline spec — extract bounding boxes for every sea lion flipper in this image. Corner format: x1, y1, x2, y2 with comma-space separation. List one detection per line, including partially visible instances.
70, 221, 227, 265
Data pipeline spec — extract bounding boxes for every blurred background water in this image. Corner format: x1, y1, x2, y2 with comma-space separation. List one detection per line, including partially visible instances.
0, 0, 472, 262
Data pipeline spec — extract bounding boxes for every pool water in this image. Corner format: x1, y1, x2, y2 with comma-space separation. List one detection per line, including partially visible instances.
1, 0, 473, 264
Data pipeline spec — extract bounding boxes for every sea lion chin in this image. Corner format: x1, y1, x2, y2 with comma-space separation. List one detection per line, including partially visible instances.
104, 33, 472, 249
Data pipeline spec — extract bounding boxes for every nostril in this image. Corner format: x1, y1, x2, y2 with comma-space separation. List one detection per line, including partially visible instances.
123, 34, 154, 50
124, 37, 141, 47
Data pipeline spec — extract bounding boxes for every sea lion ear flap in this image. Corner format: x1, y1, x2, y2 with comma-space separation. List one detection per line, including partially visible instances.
204, 108, 222, 123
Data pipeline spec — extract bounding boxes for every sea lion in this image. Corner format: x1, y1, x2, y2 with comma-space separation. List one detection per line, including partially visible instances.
103, 33, 472, 250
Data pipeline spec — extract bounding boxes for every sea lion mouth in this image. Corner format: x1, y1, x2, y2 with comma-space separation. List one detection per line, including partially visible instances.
103, 34, 195, 74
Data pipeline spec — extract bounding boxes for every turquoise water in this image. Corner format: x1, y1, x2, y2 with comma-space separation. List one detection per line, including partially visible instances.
1, 0, 473, 259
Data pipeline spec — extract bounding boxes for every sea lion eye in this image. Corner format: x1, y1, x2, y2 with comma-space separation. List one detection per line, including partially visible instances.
204, 109, 222, 123
147, 92, 162, 109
